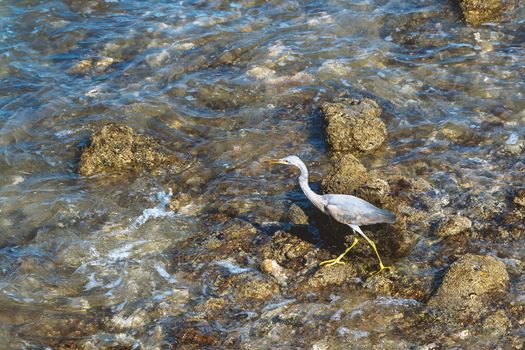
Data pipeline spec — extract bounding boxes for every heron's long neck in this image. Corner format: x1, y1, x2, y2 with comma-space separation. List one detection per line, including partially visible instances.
297, 163, 325, 210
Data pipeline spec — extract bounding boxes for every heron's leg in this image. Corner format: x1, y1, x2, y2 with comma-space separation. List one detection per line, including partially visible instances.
319, 237, 359, 267
349, 224, 392, 275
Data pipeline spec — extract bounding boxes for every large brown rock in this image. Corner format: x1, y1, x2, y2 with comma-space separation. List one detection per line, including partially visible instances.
457, 0, 515, 25
320, 98, 387, 153
79, 123, 185, 176
429, 254, 509, 322
321, 153, 369, 195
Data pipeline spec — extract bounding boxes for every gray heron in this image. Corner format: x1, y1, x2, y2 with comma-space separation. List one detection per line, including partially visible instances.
270, 155, 396, 275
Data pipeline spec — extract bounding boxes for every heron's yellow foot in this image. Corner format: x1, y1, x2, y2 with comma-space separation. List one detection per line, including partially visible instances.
319, 256, 346, 267
369, 263, 393, 276
319, 238, 359, 267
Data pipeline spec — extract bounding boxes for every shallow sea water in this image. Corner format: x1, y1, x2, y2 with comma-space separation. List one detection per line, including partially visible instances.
0, 0, 524, 348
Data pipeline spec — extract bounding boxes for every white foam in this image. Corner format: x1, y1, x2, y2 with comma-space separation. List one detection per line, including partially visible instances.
108, 243, 135, 260
375, 296, 420, 307
75, 190, 178, 300
84, 272, 102, 291
337, 326, 350, 336
214, 260, 250, 274
350, 330, 369, 339
329, 294, 341, 303
11, 176, 24, 185
154, 262, 177, 283
262, 298, 295, 312
506, 133, 519, 145
54, 129, 74, 137
105, 277, 122, 289
131, 190, 174, 228
349, 308, 364, 319
331, 309, 343, 321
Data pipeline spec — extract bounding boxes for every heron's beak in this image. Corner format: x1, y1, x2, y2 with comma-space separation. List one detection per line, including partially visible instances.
268, 159, 288, 165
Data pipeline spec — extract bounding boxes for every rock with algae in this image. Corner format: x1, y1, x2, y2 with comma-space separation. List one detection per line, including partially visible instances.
320, 98, 387, 153
513, 188, 525, 207
457, 0, 515, 25
429, 254, 509, 322
235, 276, 280, 301
78, 123, 185, 176
321, 153, 369, 195
435, 215, 472, 237
305, 263, 357, 289
288, 204, 309, 225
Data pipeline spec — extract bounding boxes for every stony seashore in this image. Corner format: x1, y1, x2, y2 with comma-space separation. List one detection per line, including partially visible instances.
2, 0, 524, 348
61, 94, 524, 348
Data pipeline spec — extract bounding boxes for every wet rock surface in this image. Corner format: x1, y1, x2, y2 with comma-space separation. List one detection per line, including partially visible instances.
513, 188, 525, 207
457, 0, 515, 25
260, 258, 289, 285
321, 153, 369, 195
304, 263, 357, 289
320, 98, 387, 153
78, 123, 186, 176
435, 215, 472, 237
288, 204, 309, 225
429, 254, 509, 322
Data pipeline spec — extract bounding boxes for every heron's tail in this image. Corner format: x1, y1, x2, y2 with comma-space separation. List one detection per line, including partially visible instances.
376, 208, 396, 224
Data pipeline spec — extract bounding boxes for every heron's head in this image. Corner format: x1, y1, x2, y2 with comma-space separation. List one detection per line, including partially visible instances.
269, 155, 303, 168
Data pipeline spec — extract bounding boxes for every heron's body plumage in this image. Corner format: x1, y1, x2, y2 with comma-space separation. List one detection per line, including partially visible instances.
322, 194, 396, 226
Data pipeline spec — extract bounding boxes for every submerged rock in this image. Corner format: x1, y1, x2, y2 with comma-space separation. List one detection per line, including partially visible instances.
429, 254, 509, 322
67, 56, 118, 75
288, 204, 309, 225
457, 0, 515, 25
513, 188, 525, 207
321, 153, 369, 195
156, 289, 190, 317
173, 326, 220, 347
78, 123, 185, 176
435, 215, 472, 237
320, 98, 387, 153
192, 297, 230, 321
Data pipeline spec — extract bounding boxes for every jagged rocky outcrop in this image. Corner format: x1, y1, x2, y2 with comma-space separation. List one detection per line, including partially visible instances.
457, 0, 515, 25
429, 254, 509, 322
79, 123, 186, 176
320, 98, 387, 153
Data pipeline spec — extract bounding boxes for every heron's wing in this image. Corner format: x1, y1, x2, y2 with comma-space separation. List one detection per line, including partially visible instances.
323, 194, 396, 226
